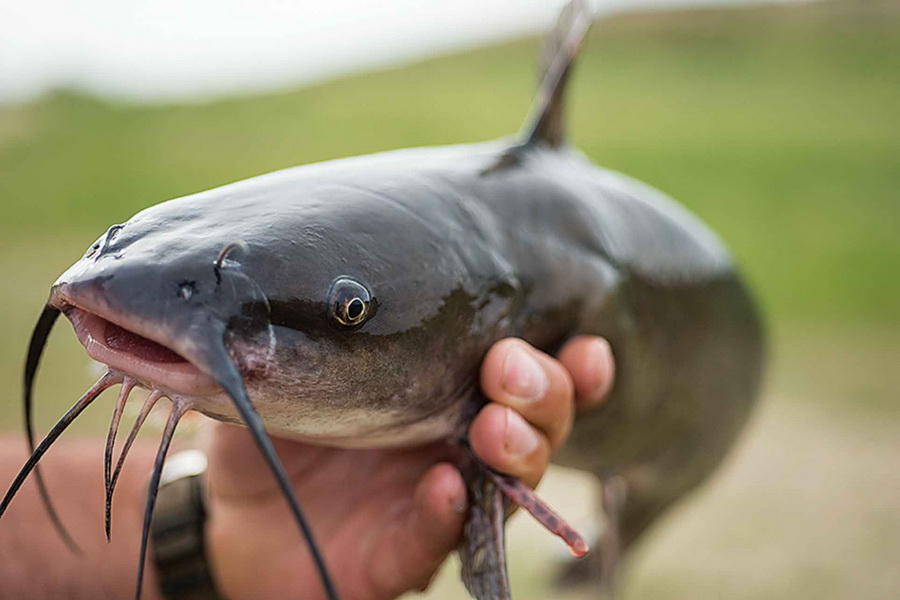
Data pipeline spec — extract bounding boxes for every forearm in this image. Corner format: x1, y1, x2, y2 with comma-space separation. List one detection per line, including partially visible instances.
0, 436, 163, 600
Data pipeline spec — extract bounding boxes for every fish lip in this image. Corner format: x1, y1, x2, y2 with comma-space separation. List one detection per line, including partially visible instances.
50, 284, 221, 397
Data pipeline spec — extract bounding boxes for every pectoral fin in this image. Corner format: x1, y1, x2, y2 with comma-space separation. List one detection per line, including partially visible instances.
459, 458, 512, 600
458, 452, 590, 600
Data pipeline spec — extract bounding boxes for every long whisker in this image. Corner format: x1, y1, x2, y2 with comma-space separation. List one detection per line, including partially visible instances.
134, 401, 188, 600
21, 304, 81, 551
208, 345, 339, 600
103, 378, 136, 541
1, 371, 119, 519
106, 389, 162, 538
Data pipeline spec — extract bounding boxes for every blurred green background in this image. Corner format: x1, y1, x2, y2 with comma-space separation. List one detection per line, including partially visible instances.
1, 0, 898, 598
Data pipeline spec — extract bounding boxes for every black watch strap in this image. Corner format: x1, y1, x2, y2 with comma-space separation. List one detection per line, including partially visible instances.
151, 450, 224, 600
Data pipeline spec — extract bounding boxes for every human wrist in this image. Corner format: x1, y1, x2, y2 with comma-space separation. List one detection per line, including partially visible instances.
152, 450, 223, 600
203, 499, 240, 600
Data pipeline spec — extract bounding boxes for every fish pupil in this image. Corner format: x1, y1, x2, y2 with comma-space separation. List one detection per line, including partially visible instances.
347, 298, 364, 320
327, 277, 373, 327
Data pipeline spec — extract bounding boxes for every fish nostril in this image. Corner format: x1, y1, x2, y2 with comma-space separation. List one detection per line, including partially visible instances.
106, 224, 123, 243
177, 281, 196, 301
215, 241, 249, 269
85, 224, 124, 260
98, 225, 124, 254
213, 240, 249, 285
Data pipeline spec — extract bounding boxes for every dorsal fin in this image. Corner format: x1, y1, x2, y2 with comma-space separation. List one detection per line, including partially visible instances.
519, 0, 592, 147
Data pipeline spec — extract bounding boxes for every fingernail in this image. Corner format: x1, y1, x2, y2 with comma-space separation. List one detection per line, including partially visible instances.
502, 344, 548, 400
504, 408, 540, 458
586, 338, 614, 403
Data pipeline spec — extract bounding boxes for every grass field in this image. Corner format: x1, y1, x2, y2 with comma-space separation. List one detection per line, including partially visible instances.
0, 1, 898, 598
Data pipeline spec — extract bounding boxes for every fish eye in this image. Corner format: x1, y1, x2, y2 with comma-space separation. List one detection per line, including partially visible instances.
328, 277, 373, 327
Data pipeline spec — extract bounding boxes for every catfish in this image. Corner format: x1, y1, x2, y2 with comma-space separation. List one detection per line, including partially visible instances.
1, 2, 764, 598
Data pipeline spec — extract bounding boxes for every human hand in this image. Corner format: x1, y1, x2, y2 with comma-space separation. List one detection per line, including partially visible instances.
203, 336, 614, 600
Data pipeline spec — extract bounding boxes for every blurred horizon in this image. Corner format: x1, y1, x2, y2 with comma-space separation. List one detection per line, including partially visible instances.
1, 0, 805, 105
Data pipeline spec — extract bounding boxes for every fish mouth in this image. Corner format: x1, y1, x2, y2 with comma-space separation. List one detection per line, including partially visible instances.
52, 289, 220, 397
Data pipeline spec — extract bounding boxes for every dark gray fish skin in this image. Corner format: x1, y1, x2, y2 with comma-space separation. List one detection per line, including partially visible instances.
53, 134, 762, 531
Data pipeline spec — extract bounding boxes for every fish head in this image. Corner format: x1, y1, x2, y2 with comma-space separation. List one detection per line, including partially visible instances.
50, 173, 520, 447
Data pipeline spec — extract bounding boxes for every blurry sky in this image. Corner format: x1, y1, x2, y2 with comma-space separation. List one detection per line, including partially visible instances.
1, 0, 805, 105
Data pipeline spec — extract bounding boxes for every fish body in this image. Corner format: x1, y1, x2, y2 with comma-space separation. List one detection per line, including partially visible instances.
56, 134, 762, 591
3, 2, 764, 598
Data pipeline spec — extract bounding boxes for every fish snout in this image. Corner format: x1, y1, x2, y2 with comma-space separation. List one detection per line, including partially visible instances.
48, 235, 278, 398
